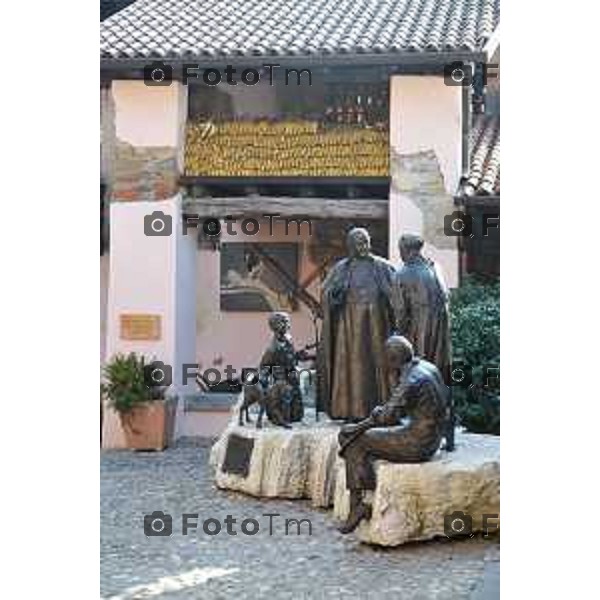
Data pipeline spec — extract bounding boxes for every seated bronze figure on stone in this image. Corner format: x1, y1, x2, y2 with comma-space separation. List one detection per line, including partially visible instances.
239, 311, 310, 428
337, 335, 449, 534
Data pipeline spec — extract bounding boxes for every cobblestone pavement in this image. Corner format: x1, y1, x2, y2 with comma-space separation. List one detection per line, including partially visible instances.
101, 441, 499, 600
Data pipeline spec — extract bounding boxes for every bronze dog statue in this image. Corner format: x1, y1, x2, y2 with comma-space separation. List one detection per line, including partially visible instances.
238, 381, 292, 429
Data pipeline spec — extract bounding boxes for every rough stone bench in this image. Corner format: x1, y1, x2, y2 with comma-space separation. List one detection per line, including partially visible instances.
210, 417, 341, 508
210, 417, 499, 546
333, 433, 500, 545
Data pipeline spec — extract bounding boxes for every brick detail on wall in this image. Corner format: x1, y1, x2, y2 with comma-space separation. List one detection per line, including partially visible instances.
100, 87, 116, 186
111, 139, 179, 202
391, 148, 455, 250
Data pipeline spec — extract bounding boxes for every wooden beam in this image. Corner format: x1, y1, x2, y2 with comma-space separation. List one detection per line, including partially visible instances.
181, 176, 390, 186
182, 196, 388, 220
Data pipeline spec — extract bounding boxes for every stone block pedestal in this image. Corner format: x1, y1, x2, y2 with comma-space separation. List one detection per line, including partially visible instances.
210, 417, 341, 508
333, 433, 500, 546
210, 415, 499, 546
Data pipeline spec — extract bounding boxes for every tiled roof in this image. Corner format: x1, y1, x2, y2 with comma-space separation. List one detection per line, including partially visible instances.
462, 115, 499, 196
101, 0, 139, 21
101, 0, 500, 61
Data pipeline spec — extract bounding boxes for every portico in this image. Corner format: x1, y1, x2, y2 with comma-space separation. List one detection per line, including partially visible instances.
100, 0, 499, 447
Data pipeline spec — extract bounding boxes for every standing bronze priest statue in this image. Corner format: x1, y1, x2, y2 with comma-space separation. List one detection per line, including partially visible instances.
393, 233, 454, 451
338, 335, 449, 534
320, 228, 396, 420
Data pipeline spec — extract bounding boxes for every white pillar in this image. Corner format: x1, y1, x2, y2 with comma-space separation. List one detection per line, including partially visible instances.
102, 81, 195, 448
389, 76, 463, 287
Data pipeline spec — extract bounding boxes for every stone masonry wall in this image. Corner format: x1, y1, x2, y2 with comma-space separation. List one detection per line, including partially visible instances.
112, 140, 179, 202
391, 148, 457, 252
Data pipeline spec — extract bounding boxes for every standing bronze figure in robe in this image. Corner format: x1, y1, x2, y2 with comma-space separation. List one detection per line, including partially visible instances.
393, 233, 454, 449
321, 228, 396, 420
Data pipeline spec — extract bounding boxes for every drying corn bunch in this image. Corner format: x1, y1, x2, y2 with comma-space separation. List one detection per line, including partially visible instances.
184, 120, 389, 176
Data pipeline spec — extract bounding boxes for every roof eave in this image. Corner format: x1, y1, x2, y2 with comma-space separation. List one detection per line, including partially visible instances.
100, 49, 489, 77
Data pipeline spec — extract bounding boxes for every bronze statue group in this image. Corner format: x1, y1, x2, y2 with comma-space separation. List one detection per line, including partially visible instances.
239, 228, 452, 534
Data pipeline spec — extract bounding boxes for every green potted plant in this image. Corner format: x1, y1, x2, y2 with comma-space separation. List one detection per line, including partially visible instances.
101, 353, 176, 450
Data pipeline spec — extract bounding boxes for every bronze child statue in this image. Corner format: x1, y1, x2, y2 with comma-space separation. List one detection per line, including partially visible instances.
239, 312, 310, 428
337, 335, 449, 534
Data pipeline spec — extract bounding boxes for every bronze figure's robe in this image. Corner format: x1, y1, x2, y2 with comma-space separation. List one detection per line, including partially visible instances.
393, 256, 450, 380
321, 256, 396, 420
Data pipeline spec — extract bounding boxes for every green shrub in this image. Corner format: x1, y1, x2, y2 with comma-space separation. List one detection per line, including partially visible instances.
450, 276, 500, 434
101, 353, 164, 414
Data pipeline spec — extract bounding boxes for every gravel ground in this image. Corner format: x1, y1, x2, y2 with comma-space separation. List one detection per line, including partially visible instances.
101, 442, 499, 600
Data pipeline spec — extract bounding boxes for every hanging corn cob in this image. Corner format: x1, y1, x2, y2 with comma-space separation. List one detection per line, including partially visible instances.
184, 120, 389, 177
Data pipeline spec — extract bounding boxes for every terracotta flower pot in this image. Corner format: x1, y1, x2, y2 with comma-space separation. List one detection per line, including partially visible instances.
119, 398, 176, 451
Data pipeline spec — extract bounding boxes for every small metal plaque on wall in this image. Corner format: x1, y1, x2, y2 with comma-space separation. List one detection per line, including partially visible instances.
222, 434, 255, 477
119, 314, 161, 341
